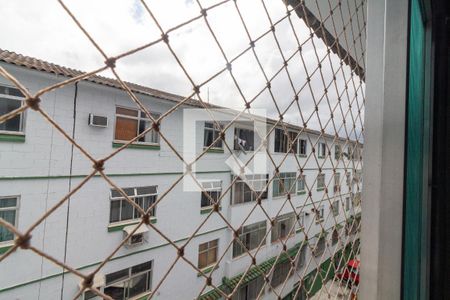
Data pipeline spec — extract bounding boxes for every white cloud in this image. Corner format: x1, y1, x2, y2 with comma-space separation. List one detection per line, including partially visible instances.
0, 0, 364, 138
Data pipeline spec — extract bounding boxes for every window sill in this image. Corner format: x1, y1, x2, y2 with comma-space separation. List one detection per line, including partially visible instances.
316, 187, 325, 192
317, 156, 325, 159
0, 132, 25, 143
0, 242, 13, 254
297, 191, 306, 195
108, 218, 156, 232
298, 154, 307, 158
112, 141, 160, 150
200, 206, 222, 214
230, 199, 267, 207
204, 147, 224, 154
197, 265, 218, 277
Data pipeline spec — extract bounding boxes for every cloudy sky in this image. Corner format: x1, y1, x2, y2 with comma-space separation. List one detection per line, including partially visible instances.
0, 0, 364, 138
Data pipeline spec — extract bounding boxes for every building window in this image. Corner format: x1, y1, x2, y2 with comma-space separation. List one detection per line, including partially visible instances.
200, 180, 222, 209
204, 122, 223, 149
234, 127, 255, 151
232, 174, 268, 205
331, 229, 339, 246
104, 261, 152, 300
346, 172, 352, 186
274, 128, 288, 153
315, 205, 324, 223
0, 196, 18, 243
314, 236, 326, 256
316, 173, 325, 190
273, 172, 297, 197
296, 175, 306, 194
296, 245, 307, 270
317, 142, 326, 158
347, 145, 353, 159
114, 107, 159, 144
198, 239, 219, 269
334, 173, 341, 194
332, 200, 339, 217
271, 260, 292, 287
334, 144, 341, 160
232, 276, 265, 300
233, 221, 267, 258
110, 186, 157, 224
345, 196, 351, 211
296, 212, 305, 232
299, 139, 307, 156
288, 131, 298, 153
0, 86, 25, 133
271, 213, 295, 243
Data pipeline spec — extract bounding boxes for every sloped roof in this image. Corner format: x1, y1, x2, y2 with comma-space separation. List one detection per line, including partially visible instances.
0, 49, 211, 108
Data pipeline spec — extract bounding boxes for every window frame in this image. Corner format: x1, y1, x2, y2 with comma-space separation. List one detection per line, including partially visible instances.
315, 205, 324, 223
334, 144, 341, 160
296, 244, 307, 270
0, 195, 19, 244
332, 200, 339, 217
271, 260, 292, 288
104, 261, 153, 300
334, 172, 341, 194
198, 239, 219, 270
298, 139, 307, 156
234, 127, 255, 151
317, 142, 326, 158
113, 106, 160, 145
271, 213, 296, 243
203, 122, 224, 149
232, 221, 267, 258
109, 186, 158, 225
0, 85, 25, 135
316, 173, 325, 191
296, 175, 306, 194
200, 180, 222, 209
231, 174, 268, 205
273, 172, 297, 197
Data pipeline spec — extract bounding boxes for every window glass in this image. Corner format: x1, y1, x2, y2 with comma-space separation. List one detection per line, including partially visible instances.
273, 172, 296, 197
198, 239, 219, 269
299, 139, 307, 155
0, 197, 18, 243
233, 221, 266, 257
234, 128, 255, 151
110, 186, 157, 223
232, 175, 268, 205
0, 91, 24, 132
115, 107, 159, 144
203, 122, 223, 148
271, 213, 295, 242
297, 175, 306, 193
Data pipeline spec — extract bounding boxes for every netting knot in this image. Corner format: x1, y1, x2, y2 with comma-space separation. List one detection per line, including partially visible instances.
226, 62, 232, 71
82, 274, 94, 289
152, 121, 160, 132
245, 102, 251, 109
206, 277, 212, 286
213, 203, 220, 212
15, 233, 32, 249
294, 95, 298, 102
142, 213, 150, 225
104, 57, 116, 69
26, 96, 41, 111
161, 33, 169, 43
251, 257, 256, 265
200, 9, 207, 17
249, 41, 255, 48
93, 160, 105, 172
178, 246, 184, 257
193, 85, 200, 94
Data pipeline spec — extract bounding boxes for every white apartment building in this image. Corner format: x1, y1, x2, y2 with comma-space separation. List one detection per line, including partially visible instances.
0, 50, 361, 300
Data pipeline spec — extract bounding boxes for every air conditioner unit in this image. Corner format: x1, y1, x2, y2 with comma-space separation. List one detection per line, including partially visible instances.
128, 233, 144, 246
123, 224, 148, 246
88, 114, 108, 127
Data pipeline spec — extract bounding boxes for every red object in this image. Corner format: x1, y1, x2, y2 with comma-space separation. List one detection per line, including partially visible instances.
337, 259, 360, 285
